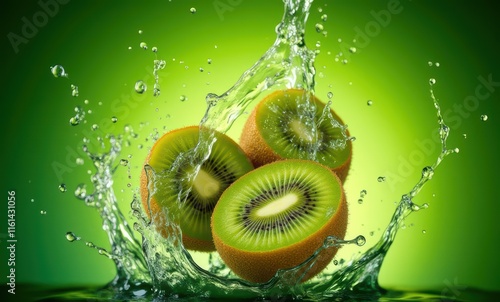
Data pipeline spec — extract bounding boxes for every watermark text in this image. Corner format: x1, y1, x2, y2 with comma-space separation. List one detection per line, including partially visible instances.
6, 191, 17, 295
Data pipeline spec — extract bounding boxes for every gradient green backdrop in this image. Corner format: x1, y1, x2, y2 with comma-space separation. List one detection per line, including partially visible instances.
1, 0, 499, 297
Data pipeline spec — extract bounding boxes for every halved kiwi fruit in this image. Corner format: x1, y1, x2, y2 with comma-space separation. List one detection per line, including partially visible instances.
140, 126, 254, 251
240, 89, 352, 182
211, 159, 348, 283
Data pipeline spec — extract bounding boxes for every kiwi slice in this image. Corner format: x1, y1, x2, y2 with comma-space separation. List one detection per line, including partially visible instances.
240, 89, 352, 182
140, 126, 254, 251
211, 159, 348, 283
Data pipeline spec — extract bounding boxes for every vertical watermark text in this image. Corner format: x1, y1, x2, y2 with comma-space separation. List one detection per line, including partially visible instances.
6, 190, 17, 295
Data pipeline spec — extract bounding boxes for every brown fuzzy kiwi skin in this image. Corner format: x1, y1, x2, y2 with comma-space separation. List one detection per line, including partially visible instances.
211, 160, 348, 284
239, 89, 352, 183
140, 125, 247, 252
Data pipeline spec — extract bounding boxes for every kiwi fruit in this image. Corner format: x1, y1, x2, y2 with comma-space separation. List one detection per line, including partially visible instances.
211, 159, 348, 283
140, 126, 254, 251
240, 89, 352, 182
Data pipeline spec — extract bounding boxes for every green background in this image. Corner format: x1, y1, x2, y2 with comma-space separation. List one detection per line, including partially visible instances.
1, 0, 499, 296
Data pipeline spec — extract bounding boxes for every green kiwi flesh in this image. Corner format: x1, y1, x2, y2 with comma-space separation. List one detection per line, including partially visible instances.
211, 159, 348, 282
143, 126, 253, 251
256, 89, 351, 174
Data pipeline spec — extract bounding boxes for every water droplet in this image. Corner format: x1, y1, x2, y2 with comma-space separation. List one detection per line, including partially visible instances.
31, 198, 35, 202
315, 23, 324, 33
59, 184, 67, 193
369, 231, 375, 236
462, 133, 467, 139
74, 184, 87, 199
71, 84, 79, 97
50, 65, 68, 78
377, 176, 386, 182
98, 248, 110, 257
429, 78, 436, 85
66, 231, 80, 242
327, 91, 333, 99
360, 189, 367, 198
321, 14, 328, 22
207, 58, 212, 64
111, 116, 118, 123
435, 62, 440, 67
120, 159, 129, 166
422, 230, 427, 234
135, 80, 147, 94
355, 235, 366, 246
341, 59, 348, 64
480, 114, 488, 121
428, 61, 433, 67
40, 210, 47, 215
199, 67, 204, 72
138, 29, 143, 34
91, 124, 99, 131
190, 7, 197, 14
333, 260, 339, 265
139, 42, 148, 50
180, 95, 187, 102
357, 199, 364, 204
152, 46, 158, 53
367, 100, 373, 106
69, 116, 80, 126
86, 242, 95, 248
453, 147, 460, 153
76, 158, 84, 165
349, 47, 357, 54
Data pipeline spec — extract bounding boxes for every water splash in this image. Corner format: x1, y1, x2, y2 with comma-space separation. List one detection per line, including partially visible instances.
56, 0, 460, 300
77, 135, 151, 295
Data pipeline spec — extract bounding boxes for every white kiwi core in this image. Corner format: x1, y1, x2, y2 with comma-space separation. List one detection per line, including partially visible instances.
290, 119, 315, 143
256, 193, 298, 217
193, 168, 220, 198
